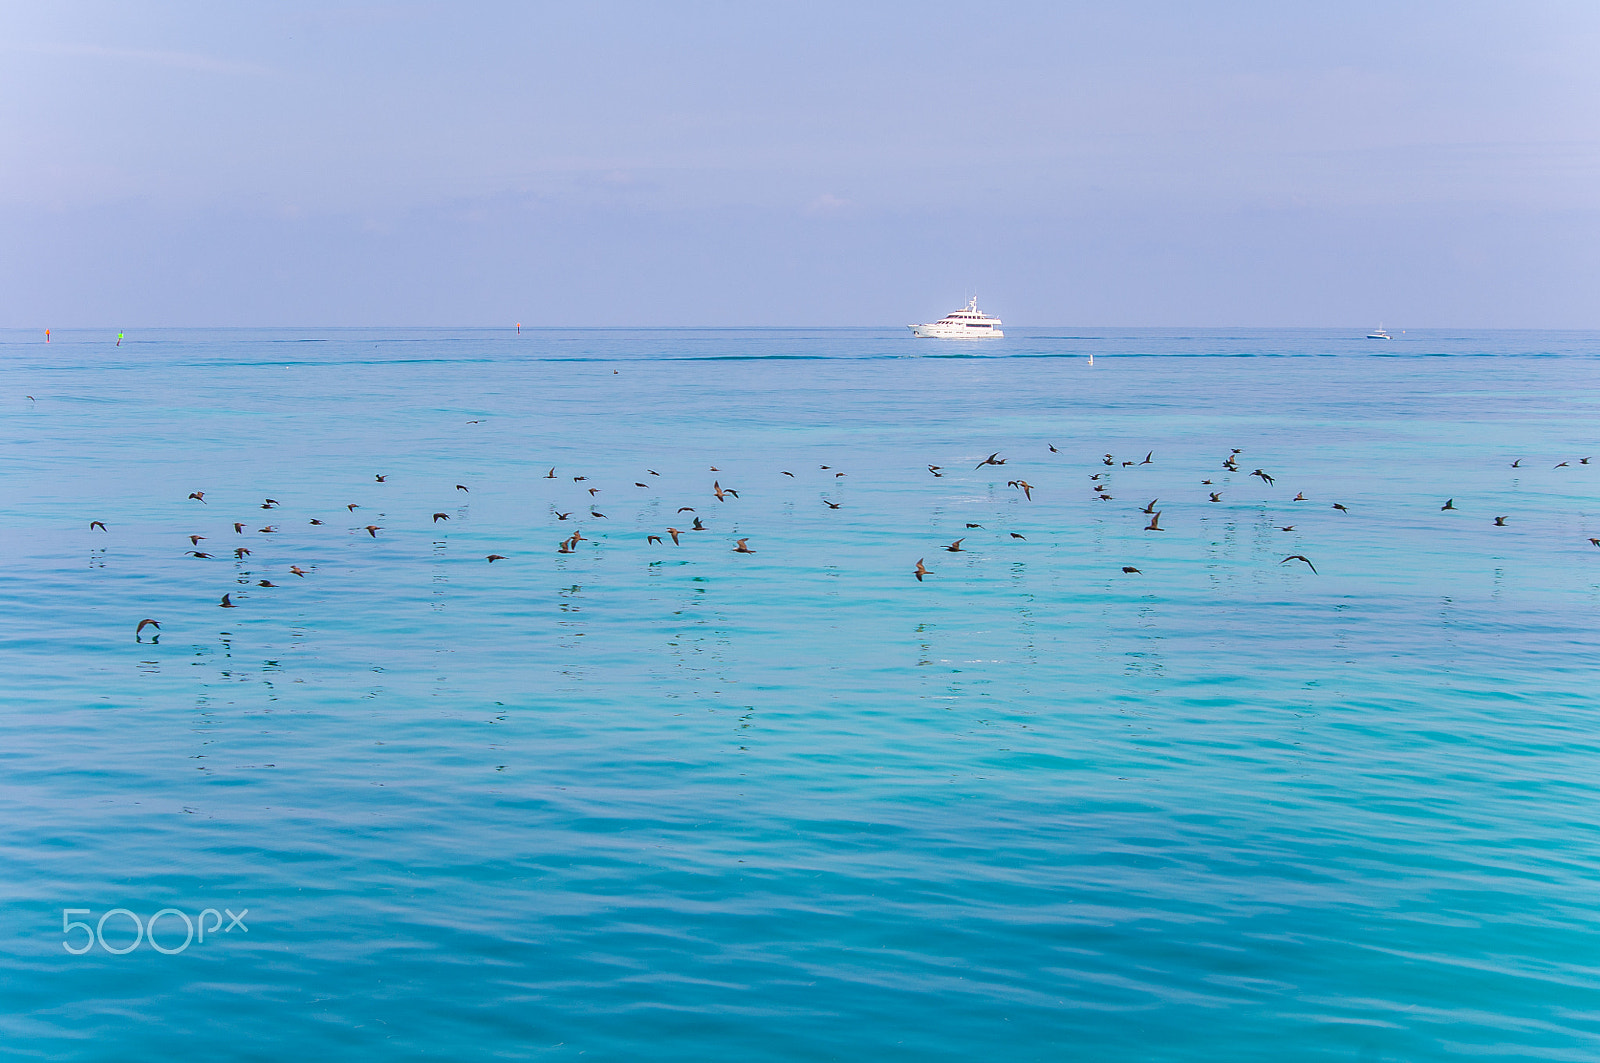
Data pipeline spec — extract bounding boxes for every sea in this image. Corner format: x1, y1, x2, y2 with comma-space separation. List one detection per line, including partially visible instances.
2, 326, 1598, 1061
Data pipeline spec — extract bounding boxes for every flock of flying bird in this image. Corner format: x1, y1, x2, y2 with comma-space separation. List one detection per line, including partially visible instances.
114, 443, 1597, 642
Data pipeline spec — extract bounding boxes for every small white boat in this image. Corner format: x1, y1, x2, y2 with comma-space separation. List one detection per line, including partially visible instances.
1367, 325, 1391, 340
910, 297, 1003, 339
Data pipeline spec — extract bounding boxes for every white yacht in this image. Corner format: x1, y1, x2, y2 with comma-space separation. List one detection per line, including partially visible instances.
1367, 325, 1392, 340
909, 297, 1003, 339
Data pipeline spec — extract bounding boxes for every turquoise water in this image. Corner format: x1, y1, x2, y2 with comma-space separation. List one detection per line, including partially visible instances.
3, 327, 1599, 1061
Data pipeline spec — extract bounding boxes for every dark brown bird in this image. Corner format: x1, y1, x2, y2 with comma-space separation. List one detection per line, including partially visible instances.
90, 520, 107, 531
1332, 503, 1348, 513
692, 518, 705, 530
259, 526, 278, 533
188, 492, 205, 503
1097, 494, 1114, 501
1510, 459, 1522, 468
588, 488, 600, 496
635, 482, 649, 488
817, 466, 826, 470
1293, 492, 1306, 501
648, 470, 660, 476
186, 550, 212, 558
189, 535, 205, 545
1493, 516, 1507, 526
1122, 566, 1141, 574
258, 580, 277, 587
823, 500, 840, 509
1589, 538, 1600, 547
782, 471, 795, 477
136, 619, 160, 636
364, 525, 380, 537
234, 547, 250, 558
713, 481, 732, 501
486, 554, 507, 563
590, 510, 607, 518
1281, 554, 1317, 574
1013, 480, 1034, 500
433, 513, 450, 522
574, 476, 588, 482
915, 558, 929, 581
375, 474, 387, 482
557, 540, 573, 553
945, 539, 965, 552
1141, 451, 1153, 464
1010, 533, 1026, 539
666, 528, 681, 545
966, 523, 983, 529
678, 507, 695, 513
308, 518, 324, 525
555, 511, 572, 520
456, 484, 469, 491
1209, 493, 1222, 503
648, 535, 663, 545
975, 453, 1006, 469
347, 503, 359, 512
733, 538, 755, 553
1201, 480, 1213, 485
261, 499, 279, 508
219, 594, 236, 608
546, 468, 556, 478
928, 465, 943, 477
290, 566, 307, 577
1143, 499, 1158, 514
234, 522, 246, 533
1048, 444, 1058, 453
1441, 499, 1455, 510
1278, 526, 1295, 532
1251, 469, 1274, 485
1145, 512, 1163, 531
1103, 454, 1114, 466
835, 472, 845, 478
1555, 462, 1569, 468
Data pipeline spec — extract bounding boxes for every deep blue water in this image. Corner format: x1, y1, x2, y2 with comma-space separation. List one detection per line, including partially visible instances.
3, 327, 1599, 1061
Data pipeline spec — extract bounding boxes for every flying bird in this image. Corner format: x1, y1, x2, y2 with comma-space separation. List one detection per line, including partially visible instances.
234, 547, 250, 558
261, 499, 279, 508
1494, 516, 1507, 526
1293, 493, 1306, 501
733, 538, 755, 553
1143, 499, 1158, 514
1332, 503, 1349, 513
666, 528, 681, 545
1209, 493, 1222, 503
915, 558, 929, 581
219, 594, 236, 608
975, 453, 1006, 469
1281, 554, 1317, 574
364, 525, 380, 537
375, 474, 387, 482
90, 520, 107, 531
635, 482, 649, 488
546, 468, 556, 478
189, 535, 205, 545
186, 550, 212, 558
308, 518, 324, 525
347, 504, 359, 512
1251, 469, 1274, 485
259, 526, 277, 533
290, 566, 307, 577
1278, 526, 1295, 532
945, 539, 965, 552
1145, 512, 1163, 531
486, 554, 507, 562
234, 523, 245, 533
188, 492, 205, 503
1510, 459, 1522, 468
1048, 444, 1059, 453
966, 523, 983, 529
782, 471, 795, 477
648, 535, 663, 545
555, 512, 572, 520
678, 507, 695, 513
823, 500, 841, 509
136, 619, 160, 636
692, 517, 706, 530
456, 484, 469, 492
1122, 566, 1141, 574
1555, 461, 1569, 468
1010, 533, 1026, 540
590, 510, 607, 518
258, 580, 277, 587
1441, 499, 1456, 510
433, 513, 450, 522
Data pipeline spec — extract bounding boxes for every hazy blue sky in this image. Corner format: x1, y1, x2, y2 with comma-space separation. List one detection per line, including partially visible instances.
3, 1, 1597, 326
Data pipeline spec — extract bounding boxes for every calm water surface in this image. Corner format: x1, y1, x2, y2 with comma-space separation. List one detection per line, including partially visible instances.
2, 327, 1599, 1061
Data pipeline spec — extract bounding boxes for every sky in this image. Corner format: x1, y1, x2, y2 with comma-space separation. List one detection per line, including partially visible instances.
2, 1, 1598, 327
